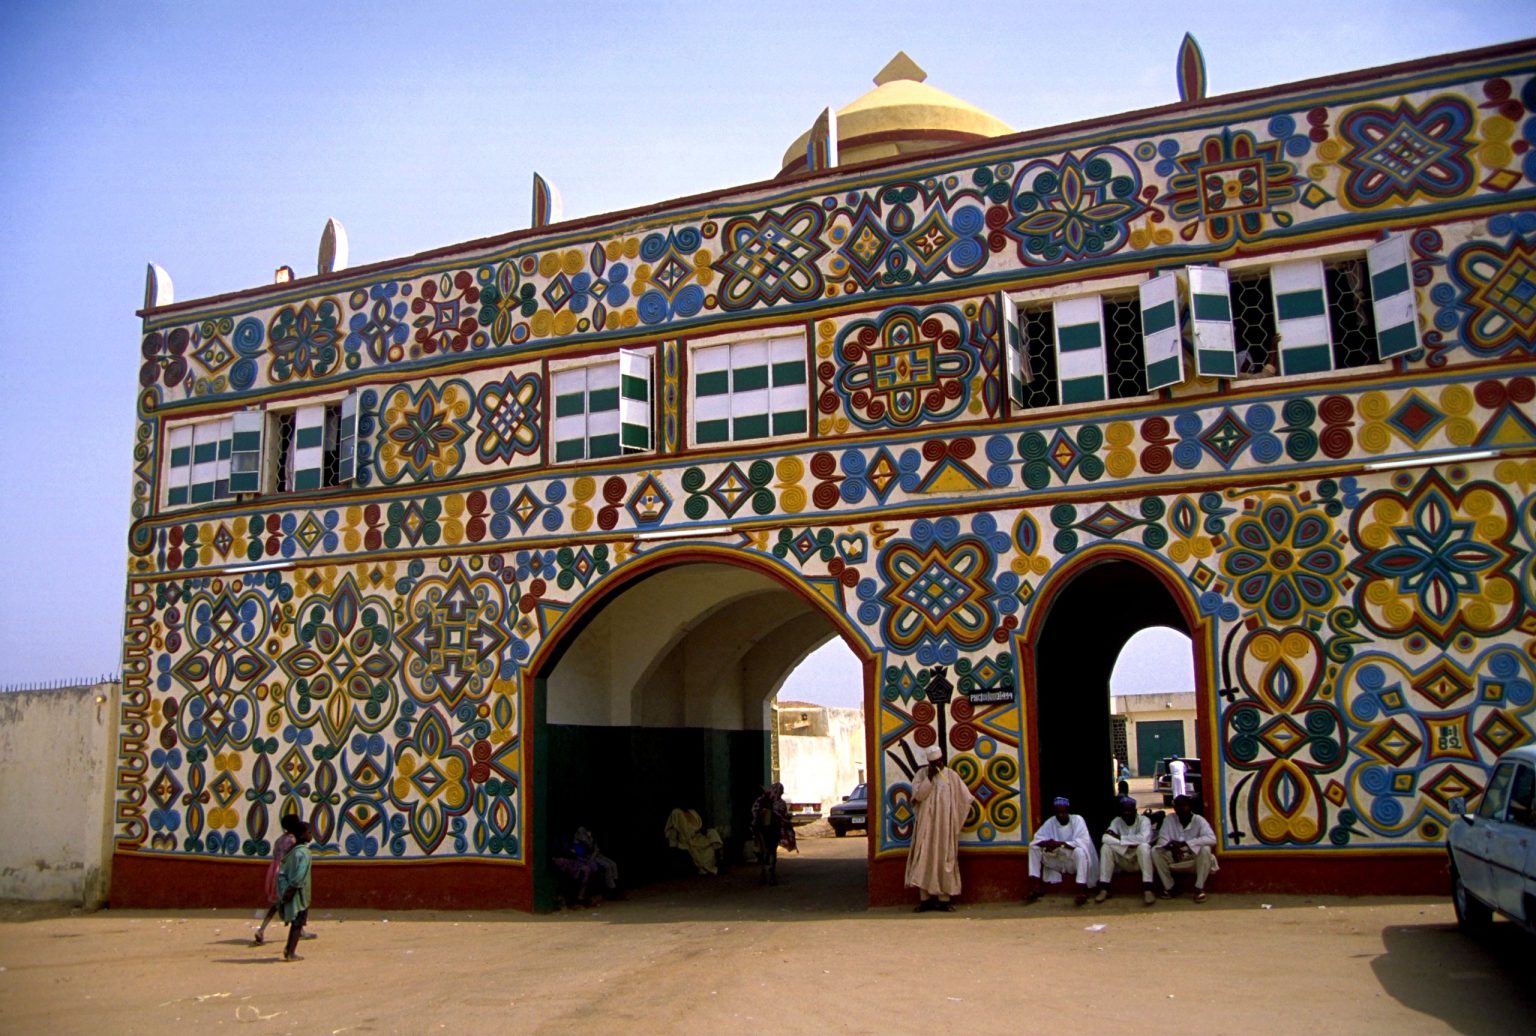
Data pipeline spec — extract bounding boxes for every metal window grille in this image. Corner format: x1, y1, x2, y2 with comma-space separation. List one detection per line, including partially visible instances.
1017, 306, 1059, 410
1103, 296, 1148, 400
1325, 257, 1379, 370
321, 404, 341, 487
1230, 274, 1278, 376
274, 411, 296, 491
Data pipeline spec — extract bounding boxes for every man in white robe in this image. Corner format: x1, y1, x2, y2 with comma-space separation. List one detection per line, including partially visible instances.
1095, 796, 1156, 905
905, 743, 975, 912
1169, 758, 1189, 800
1153, 795, 1219, 901
1025, 796, 1098, 905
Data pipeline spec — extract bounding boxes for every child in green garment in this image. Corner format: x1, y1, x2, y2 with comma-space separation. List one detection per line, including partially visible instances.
276, 820, 313, 962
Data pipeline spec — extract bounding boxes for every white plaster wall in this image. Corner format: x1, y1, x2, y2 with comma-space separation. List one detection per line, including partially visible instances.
0, 683, 116, 904
777, 706, 866, 808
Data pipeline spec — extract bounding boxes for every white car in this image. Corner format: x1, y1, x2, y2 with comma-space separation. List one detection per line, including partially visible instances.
1447, 745, 1536, 936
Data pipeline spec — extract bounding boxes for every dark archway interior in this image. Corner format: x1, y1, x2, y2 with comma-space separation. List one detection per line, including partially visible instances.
532, 562, 851, 907
1034, 560, 1191, 838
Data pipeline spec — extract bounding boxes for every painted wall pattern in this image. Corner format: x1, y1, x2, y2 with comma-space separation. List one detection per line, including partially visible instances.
119, 47, 1536, 882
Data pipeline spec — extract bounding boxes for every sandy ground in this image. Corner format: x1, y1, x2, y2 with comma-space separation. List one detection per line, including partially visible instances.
2, 836, 1532, 1036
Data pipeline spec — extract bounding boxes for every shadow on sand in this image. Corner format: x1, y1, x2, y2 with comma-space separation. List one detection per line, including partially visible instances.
1369, 920, 1536, 1034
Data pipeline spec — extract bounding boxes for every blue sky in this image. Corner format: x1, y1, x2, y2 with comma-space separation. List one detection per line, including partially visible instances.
0, 1, 1526, 694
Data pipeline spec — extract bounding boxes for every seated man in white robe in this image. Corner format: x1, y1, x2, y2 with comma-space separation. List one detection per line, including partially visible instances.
1095, 795, 1155, 905
1153, 794, 1219, 902
1025, 796, 1098, 906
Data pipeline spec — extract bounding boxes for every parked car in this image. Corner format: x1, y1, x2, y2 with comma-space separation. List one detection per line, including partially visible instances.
1152, 756, 1202, 806
827, 783, 868, 837
1447, 745, 1536, 936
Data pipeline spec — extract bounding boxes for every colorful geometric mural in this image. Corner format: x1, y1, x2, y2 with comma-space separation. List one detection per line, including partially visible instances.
117, 44, 1536, 898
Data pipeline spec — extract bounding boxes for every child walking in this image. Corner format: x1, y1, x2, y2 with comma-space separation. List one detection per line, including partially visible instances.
252, 813, 303, 945
275, 819, 314, 962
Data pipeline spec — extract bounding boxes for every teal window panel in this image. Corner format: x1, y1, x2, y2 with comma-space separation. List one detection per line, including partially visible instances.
696, 418, 730, 444
772, 410, 807, 436
734, 413, 770, 440
696, 370, 729, 396
733, 365, 769, 392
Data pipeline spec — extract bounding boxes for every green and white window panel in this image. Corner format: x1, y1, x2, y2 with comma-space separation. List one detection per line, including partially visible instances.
1271, 259, 1333, 375
1185, 265, 1238, 378
999, 290, 1030, 407
1138, 272, 1185, 391
693, 334, 807, 445
166, 418, 232, 507
229, 410, 265, 494
1053, 296, 1108, 404
1366, 234, 1420, 359
337, 391, 360, 482
288, 404, 331, 491
553, 352, 651, 462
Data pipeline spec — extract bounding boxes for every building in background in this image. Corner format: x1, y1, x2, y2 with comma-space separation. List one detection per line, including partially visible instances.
1112, 693, 1198, 777
115, 39, 1536, 908
773, 701, 866, 813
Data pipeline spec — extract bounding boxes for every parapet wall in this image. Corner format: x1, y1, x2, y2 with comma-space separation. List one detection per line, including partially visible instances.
0, 683, 117, 905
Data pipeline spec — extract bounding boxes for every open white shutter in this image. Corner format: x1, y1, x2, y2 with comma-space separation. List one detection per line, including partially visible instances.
1139, 272, 1184, 390
1366, 234, 1420, 359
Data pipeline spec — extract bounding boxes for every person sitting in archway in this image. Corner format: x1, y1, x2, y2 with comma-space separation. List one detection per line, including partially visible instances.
1025, 797, 1098, 906
664, 805, 724, 875
1096, 796, 1156, 906
1153, 795, 1219, 902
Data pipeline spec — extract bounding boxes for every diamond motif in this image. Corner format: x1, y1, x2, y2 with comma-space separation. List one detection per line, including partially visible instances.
543, 273, 573, 311
279, 746, 312, 788
149, 766, 183, 809
1421, 765, 1480, 810
293, 512, 327, 554
1081, 505, 1136, 539
900, 560, 976, 620
706, 464, 754, 516
1475, 709, 1532, 755
1386, 392, 1445, 444
191, 331, 234, 375
501, 487, 541, 533
410, 760, 446, 797
1258, 715, 1309, 758
210, 770, 242, 808
1359, 718, 1422, 766
1044, 430, 1081, 479
1200, 409, 1252, 464
1360, 121, 1451, 187
1412, 657, 1473, 708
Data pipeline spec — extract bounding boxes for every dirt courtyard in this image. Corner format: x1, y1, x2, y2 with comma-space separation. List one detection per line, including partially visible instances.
1, 837, 1531, 1035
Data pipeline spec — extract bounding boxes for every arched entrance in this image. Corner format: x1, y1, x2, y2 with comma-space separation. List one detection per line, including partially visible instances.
527, 554, 873, 909
1026, 550, 1205, 839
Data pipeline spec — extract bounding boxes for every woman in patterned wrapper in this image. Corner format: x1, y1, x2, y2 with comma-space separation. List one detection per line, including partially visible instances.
252, 813, 304, 946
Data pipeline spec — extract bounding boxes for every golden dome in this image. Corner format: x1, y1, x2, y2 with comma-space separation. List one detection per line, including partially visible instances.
780, 53, 1013, 176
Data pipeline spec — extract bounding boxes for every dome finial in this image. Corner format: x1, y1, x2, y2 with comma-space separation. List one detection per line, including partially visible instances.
874, 51, 926, 86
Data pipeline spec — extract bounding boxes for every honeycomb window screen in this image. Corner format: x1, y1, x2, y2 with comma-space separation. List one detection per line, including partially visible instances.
1017, 306, 1059, 410
1230, 274, 1278, 376
320, 405, 341, 488
1103, 295, 1149, 400
1325, 257, 1379, 370
274, 411, 297, 491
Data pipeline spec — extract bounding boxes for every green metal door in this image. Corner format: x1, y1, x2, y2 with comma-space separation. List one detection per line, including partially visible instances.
1135, 720, 1185, 776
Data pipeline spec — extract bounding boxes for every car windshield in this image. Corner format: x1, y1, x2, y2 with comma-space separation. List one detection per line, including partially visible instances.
849, 784, 866, 799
